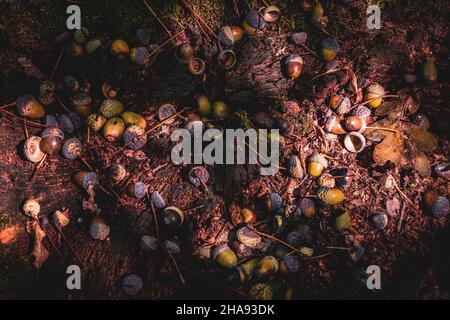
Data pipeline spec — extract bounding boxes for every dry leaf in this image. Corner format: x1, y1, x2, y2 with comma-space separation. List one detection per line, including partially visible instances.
27, 220, 49, 269
374, 101, 403, 119
403, 123, 438, 153
373, 132, 403, 166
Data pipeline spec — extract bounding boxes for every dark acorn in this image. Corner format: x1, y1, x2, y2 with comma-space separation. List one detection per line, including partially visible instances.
218, 26, 244, 46
57, 114, 74, 134
61, 138, 82, 160
162, 206, 184, 227
188, 57, 206, 75
40, 127, 64, 154
128, 181, 147, 199
285, 54, 303, 79
63, 75, 80, 93
72, 92, 92, 118
123, 125, 147, 150
158, 103, 177, 124
175, 43, 194, 64
217, 49, 236, 70
16, 94, 45, 119
330, 168, 354, 187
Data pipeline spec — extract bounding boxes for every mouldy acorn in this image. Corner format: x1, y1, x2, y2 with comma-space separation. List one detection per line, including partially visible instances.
287, 155, 303, 179
188, 57, 205, 75
371, 212, 388, 230
158, 103, 177, 124
57, 114, 74, 134
85, 39, 102, 55
73, 171, 99, 190
213, 101, 229, 119
263, 5, 281, 22
73, 27, 89, 44
280, 255, 300, 274
335, 211, 352, 231
213, 244, 237, 269
256, 256, 279, 278
318, 173, 335, 188
324, 115, 346, 135
22, 198, 40, 219
89, 217, 110, 240
344, 132, 366, 153
435, 162, 450, 180
162, 206, 184, 227
307, 153, 328, 177
285, 54, 303, 79
422, 58, 437, 83
249, 283, 273, 300
40, 127, 64, 155
217, 49, 236, 70
345, 116, 366, 133
261, 192, 283, 211
122, 274, 143, 296
99, 99, 124, 118
243, 10, 265, 35
335, 97, 351, 115
103, 117, 125, 142
130, 47, 150, 65
111, 39, 130, 59
218, 26, 244, 46
87, 114, 107, 132
174, 43, 194, 64
72, 92, 92, 118
16, 94, 45, 119
123, 125, 147, 150
318, 187, 345, 205
364, 83, 385, 108
128, 181, 147, 199
24, 136, 45, 163
236, 226, 262, 249
196, 95, 211, 116
300, 198, 316, 218
321, 38, 340, 61
61, 138, 82, 160
109, 163, 127, 183
150, 191, 166, 209
38, 80, 56, 106
121, 111, 146, 129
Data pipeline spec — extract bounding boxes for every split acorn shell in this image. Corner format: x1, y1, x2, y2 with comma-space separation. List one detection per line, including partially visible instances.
213, 244, 238, 269
24, 136, 45, 163
249, 283, 273, 300
285, 54, 303, 79
89, 216, 110, 240
344, 132, 366, 153
111, 39, 130, 59
364, 83, 385, 108
256, 256, 279, 277
162, 206, 184, 227
307, 153, 328, 177
87, 113, 107, 132
61, 138, 82, 160
318, 187, 345, 205
99, 99, 124, 118
16, 94, 45, 119
218, 26, 244, 46
102, 81, 119, 99
103, 117, 125, 142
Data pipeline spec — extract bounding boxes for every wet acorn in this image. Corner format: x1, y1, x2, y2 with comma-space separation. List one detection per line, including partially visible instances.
127, 181, 147, 199
351, 105, 372, 123
121, 111, 146, 129
412, 113, 430, 130
249, 283, 273, 300
344, 132, 366, 153
73, 171, 99, 190
255, 256, 279, 278
236, 226, 262, 249
158, 103, 177, 124
16, 94, 45, 119
123, 125, 147, 150
335, 97, 351, 115
213, 243, 237, 268
300, 198, 316, 218
243, 10, 265, 35
321, 38, 340, 61
24, 136, 45, 163
285, 54, 303, 79
72, 92, 92, 118
188, 57, 205, 75
61, 138, 82, 160
40, 127, 64, 154
364, 83, 385, 108
85, 38, 101, 55
345, 116, 366, 133
212, 101, 229, 119
150, 191, 166, 209
57, 114, 74, 134
335, 211, 352, 231
111, 39, 130, 59
307, 153, 328, 177
22, 198, 40, 219
273, 215, 287, 234
318, 187, 345, 205
174, 43, 194, 64
423, 191, 449, 218
122, 274, 143, 296
280, 255, 300, 274
218, 26, 244, 46
38, 80, 56, 106
130, 46, 150, 65
371, 212, 388, 230
162, 206, 184, 227
287, 155, 303, 178
324, 115, 346, 135
318, 173, 335, 188
422, 58, 437, 83
217, 49, 236, 70
103, 117, 125, 142
89, 216, 110, 240
263, 5, 281, 22
261, 192, 283, 212
330, 168, 354, 187
73, 27, 89, 44
99, 99, 124, 118
435, 162, 450, 180
241, 207, 257, 223
196, 95, 211, 116
87, 113, 107, 132
109, 164, 127, 184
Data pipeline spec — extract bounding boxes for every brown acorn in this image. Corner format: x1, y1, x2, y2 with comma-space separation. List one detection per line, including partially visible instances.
344, 116, 366, 133
218, 26, 244, 46
324, 115, 346, 135
103, 117, 125, 142
39, 128, 64, 155
285, 55, 303, 79
16, 94, 45, 119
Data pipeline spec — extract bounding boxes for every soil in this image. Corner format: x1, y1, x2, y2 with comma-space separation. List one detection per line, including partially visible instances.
0, 0, 449, 299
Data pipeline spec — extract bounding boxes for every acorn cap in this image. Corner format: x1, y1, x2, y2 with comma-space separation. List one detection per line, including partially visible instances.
344, 132, 366, 153
335, 97, 351, 115
188, 57, 206, 75
309, 153, 328, 168
431, 196, 449, 218
234, 258, 259, 283
217, 49, 236, 69
99, 99, 124, 118
318, 173, 336, 188
121, 274, 143, 296
16, 94, 45, 119
82, 172, 99, 190
286, 54, 303, 65
263, 5, 281, 22
351, 105, 372, 119
366, 83, 385, 96
123, 125, 147, 150
236, 226, 262, 248
286, 231, 301, 247
150, 191, 166, 209
163, 206, 184, 227
318, 187, 345, 205
324, 115, 346, 135
245, 10, 266, 29
89, 217, 110, 240
61, 138, 82, 160
321, 38, 340, 52
219, 26, 236, 46
131, 181, 146, 199
24, 136, 45, 163
57, 114, 74, 134
85, 38, 101, 55
158, 103, 177, 123
130, 46, 150, 65
372, 212, 388, 230
41, 127, 64, 140
45, 115, 58, 128
299, 198, 316, 218
287, 155, 303, 179
249, 283, 273, 300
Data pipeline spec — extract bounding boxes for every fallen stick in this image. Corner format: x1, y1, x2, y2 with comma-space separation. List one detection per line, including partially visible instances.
49, 47, 64, 81
0, 109, 46, 127
142, 0, 172, 36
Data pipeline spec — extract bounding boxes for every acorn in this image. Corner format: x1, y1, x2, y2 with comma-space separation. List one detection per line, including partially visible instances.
435, 162, 450, 180
24, 136, 45, 163
412, 113, 430, 130
230, 258, 259, 283
284, 205, 302, 222
38, 80, 56, 106
263, 5, 281, 22
188, 166, 209, 187
72, 92, 92, 118
111, 39, 130, 59
158, 103, 177, 124
345, 116, 366, 133
45, 115, 58, 128
89, 217, 110, 241
255, 256, 279, 277
299, 198, 316, 218
218, 26, 244, 46
307, 153, 328, 177
63, 75, 80, 93
236, 226, 262, 249
72, 171, 99, 190
120, 111, 145, 130
318, 173, 335, 188
66, 41, 84, 57
188, 57, 205, 75
312, 1, 324, 18
130, 46, 150, 65
174, 43, 194, 64
272, 215, 287, 234
241, 207, 257, 223
109, 163, 127, 184
121, 274, 143, 296
334, 211, 352, 231
261, 192, 283, 212
287, 155, 303, 178
371, 212, 388, 230
231, 241, 253, 260
285, 54, 303, 79
141, 235, 159, 252
40, 127, 64, 154
57, 114, 74, 134
102, 81, 119, 99
364, 83, 385, 108
330, 95, 343, 110
217, 49, 236, 70
150, 191, 166, 209
321, 38, 340, 61
280, 255, 300, 274
68, 112, 82, 130
165, 239, 181, 254
330, 168, 354, 187
324, 115, 346, 135
123, 125, 147, 150
103, 117, 125, 142
162, 206, 184, 227
212, 100, 229, 119
243, 10, 265, 36
423, 191, 449, 218
16, 94, 45, 119
22, 198, 40, 219
422, 58, 437, 83
249, 283, 273, 300
87, 113, 107, 132
344, 132, 366, 153
335, 97, 351, 115
73, 27, 89, 44
53, 209, 70, 229
61, 138, 82, 160
99, 99, 124, 118
196, 94, 211, 116
127, 181, 147, 199
213, 244, 237, 268
318, 187, 345, 205
351, 105, 372, 123
85, 38, 102, 55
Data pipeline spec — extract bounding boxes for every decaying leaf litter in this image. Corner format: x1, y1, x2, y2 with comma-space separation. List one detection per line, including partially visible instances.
0, 0, 449, 299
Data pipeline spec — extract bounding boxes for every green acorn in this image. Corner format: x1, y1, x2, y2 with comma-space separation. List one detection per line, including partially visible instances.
121, 111, 146, 129
255, 256, 279, 277
307, 153, 328, 177
103, 117, 125, 142
318, 187, 345, 205
335, 211, 352, 231
99, 99, 124, 118
85, 39, 101, 55
196, 95, 211, 116
212, 101, 229, 119
213, 244, 237, 269
87, 113, 107, 132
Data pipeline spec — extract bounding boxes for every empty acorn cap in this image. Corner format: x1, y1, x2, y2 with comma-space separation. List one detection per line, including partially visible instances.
16, 94, 45, 119
89, 216, 110, 240
217, 49, 236, 69
22, 198, 40, 219
188, 57, 205, 75
213, 243, 237, 268
344, 132, 366, 153
263, 5, 281, 22
249, 283, 273, 300
121, 274, 143, 296
372, 212, 388, 230
236, 226, 262, 248
163, 206, 184, 227
38, 80, 56, 106
61, 138, 82, 160
24, 136, 45, 163
318, 173, 336, 188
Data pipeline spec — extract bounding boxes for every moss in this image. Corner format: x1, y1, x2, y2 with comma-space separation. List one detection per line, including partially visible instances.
234, 109, 254, 129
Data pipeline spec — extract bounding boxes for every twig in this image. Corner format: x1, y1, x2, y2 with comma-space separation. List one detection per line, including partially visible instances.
392, 180, 421, 215
365, 126, 400, 134
148, 31, 185, 59
30, 154, 47, 182
184, 204, 206, 214
49, 47, 64, 81
180, 0, 217, 38
142, 0, 172, 36
0, 101, 15, 110
23, 123, 29, 139
0, 109, 46, 127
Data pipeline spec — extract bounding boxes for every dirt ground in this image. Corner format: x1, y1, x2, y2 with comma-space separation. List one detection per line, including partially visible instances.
0, 0, 449, 299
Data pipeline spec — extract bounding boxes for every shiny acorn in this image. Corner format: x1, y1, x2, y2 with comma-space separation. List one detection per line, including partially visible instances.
123, 125, 147, 150
307, 153, 328, 177
130, 46, 150, 65
435, 162, 450, 180
318, 173, 335, 188
109, 164, 127, 184
344, 132, 366, 153
261, 192, 283, 212
99, 99, 124, 118
103, 117, 125, 142
324, 115, 346, 135
57, 114, 74, 134
255, 256, 279, 278
330, 95, 343, 110
162, 206, 184, 227
24, 136, 45, 163
72, 92, 92, 118
423, 191, 449, 218
300, 198, 316, 218
218, 26, 244, 46
158, 103, 177, 124
212, 100, 229, 119
285, 54, 303, 79
196, 95, 211, 116
345, 116, 366, 133
188, 57, 205, 75
89, 216, 110, 240
111, 39, 130, 59
38, 80, 56, 106
318, 187, 345, 205
422, 58, 437, 83
213, 244, 237, 269
243, 10, 265, 35
87, 113, 107, 132
287, 155, 303, 179
364, 83, 385, 108
236, 226, 262, 249
217, 49, 236, 70
40, 127, 64, 155
321, 38, 340, 61
16, 94, 45, 119
127, 181, 147, 199
174, 43, 194, 64
263, 5, 281, 22
72, 171, 99, 190
249, 283, 273, 300
61, 138, 82, 160
22, 198, 40, 219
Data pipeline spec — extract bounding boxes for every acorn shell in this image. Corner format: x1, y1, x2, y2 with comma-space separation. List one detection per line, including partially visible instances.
163, 206, 184, 227
188, 57, 205, 75
335, 97, 351, 115
16, 94, 45, 119
123, 125, 147, 150
87, 114, 107, 132
38, 80, 56, 106
213, 244, 237, 268
158, 103, 177, 124
287, 155, 303, 178
150, 191, 166, 209
111, 39, 130, 59
61, 138, 82, 160
196, 95, 211, 116
22, 198, 40, 219
324, 115, 346, 135
218, 26, 243, 46
103, 117, 125, 142
345, 116, 366, 133
85, 38, 101, 55
344, 132, 366, 153
300, 198, 316, 218
249, 283, 273, 300
174, 43, 194, 64
365, 83, 385, 108
263, 5, 281, 22
122, 274, 143, 296
130, 46, 150, 65
318, 187, 345, 205
236, 227, 262, 248
99, 99, 124, 118
256, 256, 279, 277
24, 136, 45, 163
109, 164, 127, 183
217, 49, 236, 70
89, 217, 110, 240
57, 114, 74, 134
